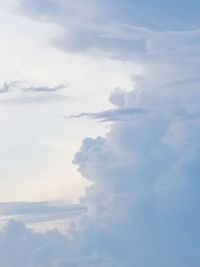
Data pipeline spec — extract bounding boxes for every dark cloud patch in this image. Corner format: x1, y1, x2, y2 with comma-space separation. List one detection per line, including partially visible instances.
22, 84, 66, 93
0, 81, 20, 94
69, 107, 147, 122
0, 81, 68, 105
17, 0, 200, 60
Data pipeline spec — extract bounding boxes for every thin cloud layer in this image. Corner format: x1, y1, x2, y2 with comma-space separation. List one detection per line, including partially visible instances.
0, 202, 86, 229
17, 0, 200, 60
69, 107, 147, 122
22, 84, 66, 93
0, 81, 68, 104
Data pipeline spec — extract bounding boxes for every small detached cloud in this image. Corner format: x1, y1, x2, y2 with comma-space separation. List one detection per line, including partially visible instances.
22, 84, 66, 93
0, 81, 21, 94
0, 81, 69, 104
69, 107, 147, 122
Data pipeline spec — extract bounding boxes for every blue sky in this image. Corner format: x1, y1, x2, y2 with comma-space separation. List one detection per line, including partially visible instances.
0, 0, 200, 266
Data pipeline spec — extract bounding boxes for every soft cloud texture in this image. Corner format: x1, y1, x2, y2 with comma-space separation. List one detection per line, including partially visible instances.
71, 70, 200, 267
17, 0, 200, 61
1, 59, 200, 265
0, 202, 86, 231
69, 107, 146, 122
0, 81, 68, 104
1, 1, 200, 267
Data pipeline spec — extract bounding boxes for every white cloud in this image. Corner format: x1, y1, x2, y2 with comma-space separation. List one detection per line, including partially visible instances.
1, 1, 200, 266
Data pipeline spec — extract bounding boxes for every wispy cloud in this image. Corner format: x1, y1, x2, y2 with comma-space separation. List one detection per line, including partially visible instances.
69, 107, 147, 122
0, 81, 69, 104
21, 84, 66, 93
0, 81, 21, 94
0, 201, 86, 229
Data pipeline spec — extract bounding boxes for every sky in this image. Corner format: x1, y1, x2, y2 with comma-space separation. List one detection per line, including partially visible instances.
1, 0, 200, 266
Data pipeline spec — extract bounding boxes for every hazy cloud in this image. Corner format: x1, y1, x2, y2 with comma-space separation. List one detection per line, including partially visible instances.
0, 81, 68, 104
69, 107, 147, 122
0, 202, 86, 234
2, 1, 200, 267
0, 81, 21, 94
22, 84, 66, 93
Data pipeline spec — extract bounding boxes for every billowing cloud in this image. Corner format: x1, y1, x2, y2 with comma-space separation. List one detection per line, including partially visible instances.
70, 70, 200, 266
0, 219, 124, 267
108, 87, 126, 107
1, 1, 200, 267
17, 0, 200, 61
1, 56, 200, 267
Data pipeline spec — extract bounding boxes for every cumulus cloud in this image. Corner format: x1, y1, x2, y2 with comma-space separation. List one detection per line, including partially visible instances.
2, 59, 200, 267
2, 1, 200, 266
0, 219, 70, 267
0, 219, 125, 267
108, 87, 126, 107
70, 72, 200, 266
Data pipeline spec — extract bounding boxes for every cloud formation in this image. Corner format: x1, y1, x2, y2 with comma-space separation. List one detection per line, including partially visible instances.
0, 81, 68, 104
1, 1, 200, 266
22, 84, 66, 93
2, 57, 200, 267
0, 202, 86, 229
71, 71, 200, 267
69, 107, 147, 122
17, 0, 200, 61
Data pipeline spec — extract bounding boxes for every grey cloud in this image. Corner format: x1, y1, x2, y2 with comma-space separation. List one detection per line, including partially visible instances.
0, 81, 20, 94
0, 220, 123, 267
22, 84, 66, 93
18, 0, 151, 58
0, 201, 86, 230
70, 61, 200, 266
0, 201, 85, 216
108, 87, 126, 107
19, 0, 60, 17
17, 0, 200, 61
69, 108, 147, 122
0, 94, 69, 105
0, 81, 69, 104
160, 77, 200, 89
4, 2, 200, 266
0, 81, 66, 94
